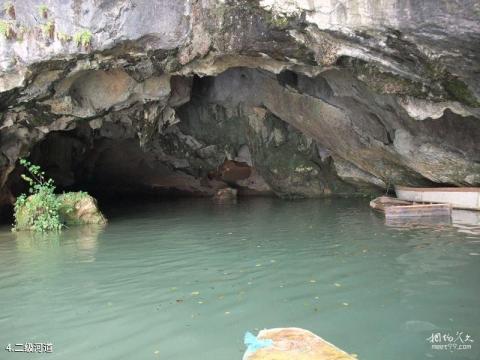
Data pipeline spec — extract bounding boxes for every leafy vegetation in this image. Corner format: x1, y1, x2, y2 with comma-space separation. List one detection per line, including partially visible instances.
0, 20, 8, 36
13, 159, 63, 232
0, 19, 15, 39
41, 20, 54, 39
73, 29, 92, 48
38, 4, 48, 18
13, 160, 106, 231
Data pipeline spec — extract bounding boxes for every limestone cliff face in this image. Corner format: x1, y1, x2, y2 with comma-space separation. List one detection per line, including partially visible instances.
0, 0, 479, 207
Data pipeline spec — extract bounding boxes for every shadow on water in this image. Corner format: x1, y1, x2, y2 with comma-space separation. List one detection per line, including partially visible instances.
11, 224, 105, 264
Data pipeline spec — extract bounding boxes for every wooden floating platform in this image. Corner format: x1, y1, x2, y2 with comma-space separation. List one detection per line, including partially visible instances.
395, 186, 480, 211
370, 196, 452, 218
370, 196, 411, 212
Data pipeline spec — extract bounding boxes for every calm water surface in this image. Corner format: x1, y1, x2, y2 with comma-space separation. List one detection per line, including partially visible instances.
0, 198, 479, 360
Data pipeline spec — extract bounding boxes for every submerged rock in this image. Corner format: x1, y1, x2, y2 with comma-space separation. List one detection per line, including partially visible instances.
213, 187, 238, 202
243, 328, 357, 360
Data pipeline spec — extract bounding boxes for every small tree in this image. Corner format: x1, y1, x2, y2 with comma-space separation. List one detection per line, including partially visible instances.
13, 159, 63, 232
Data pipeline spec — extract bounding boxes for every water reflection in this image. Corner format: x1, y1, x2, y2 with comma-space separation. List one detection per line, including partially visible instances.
384, 210, 480, 236
14, 224, 105, 263
386, 216, 452, 230
452, 210, 480, 235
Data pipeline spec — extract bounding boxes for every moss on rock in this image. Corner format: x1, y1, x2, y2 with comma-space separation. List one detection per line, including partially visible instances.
345, 58, 428, 98
341, 56, 479, 107
442, 77, 479, 107
57, 192, 107, 226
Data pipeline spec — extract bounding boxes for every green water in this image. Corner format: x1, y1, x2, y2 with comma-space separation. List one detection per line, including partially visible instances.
0, 198, 479, 360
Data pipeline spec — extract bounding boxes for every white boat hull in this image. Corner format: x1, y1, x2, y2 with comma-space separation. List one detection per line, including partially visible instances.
395, 186, 480, 211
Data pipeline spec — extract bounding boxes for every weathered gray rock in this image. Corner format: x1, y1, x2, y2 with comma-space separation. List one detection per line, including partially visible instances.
0, 0, 479, 211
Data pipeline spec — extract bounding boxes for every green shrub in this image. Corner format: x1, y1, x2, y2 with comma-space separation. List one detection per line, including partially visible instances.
73, 29, 92, 48
0, 19, 15, 39
13, 159, 63, 232
41, 20, 54, 39
38, 4, 48, 18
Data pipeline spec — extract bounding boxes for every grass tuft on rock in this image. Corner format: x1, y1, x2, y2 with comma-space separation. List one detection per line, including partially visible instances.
0, 19, 16, 39
73, 29, 92, 48
41, 20, 55, 39
38, 4, 48, 18
58, 191, 107, 226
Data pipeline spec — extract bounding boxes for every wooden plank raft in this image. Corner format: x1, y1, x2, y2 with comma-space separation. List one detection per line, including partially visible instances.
370, 196, 452, 218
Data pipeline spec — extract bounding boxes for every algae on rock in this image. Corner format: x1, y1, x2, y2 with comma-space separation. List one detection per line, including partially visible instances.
58, 192, 106, 226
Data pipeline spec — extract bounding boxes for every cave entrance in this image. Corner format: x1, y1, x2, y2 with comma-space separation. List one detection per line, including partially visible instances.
8, 123, 264, 205
0, 68, 365, 223
2, 103, 271, 224
2, 66, 404, 223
